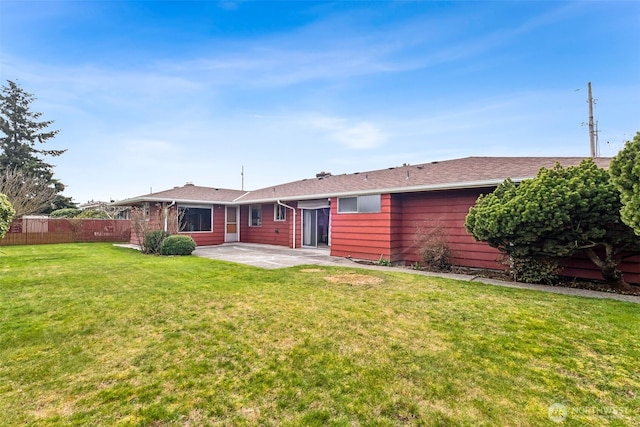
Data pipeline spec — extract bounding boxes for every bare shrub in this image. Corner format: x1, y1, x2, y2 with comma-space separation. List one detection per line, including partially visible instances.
414, 220, 452, 272
129, 203, 184, 252
0, 168, 57, 217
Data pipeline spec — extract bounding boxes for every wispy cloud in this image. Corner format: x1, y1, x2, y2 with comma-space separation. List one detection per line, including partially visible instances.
306, 116, 387, 150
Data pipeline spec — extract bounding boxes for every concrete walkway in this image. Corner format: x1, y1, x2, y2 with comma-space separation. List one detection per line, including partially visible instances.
192, 243, 640, 304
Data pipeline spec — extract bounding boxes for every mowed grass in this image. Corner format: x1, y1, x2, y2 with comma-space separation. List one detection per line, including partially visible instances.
0, 244, 638, 426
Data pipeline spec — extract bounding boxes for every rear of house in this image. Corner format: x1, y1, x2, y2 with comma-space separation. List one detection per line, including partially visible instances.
113, 156, 640, 284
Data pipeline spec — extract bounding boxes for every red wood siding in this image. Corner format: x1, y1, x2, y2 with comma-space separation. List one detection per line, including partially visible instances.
395, 189, 504, 270
239, 204, 294, 247
330, 194, 394, 260
393, 189, 640, 284
129, 204, 225, 246
181, 204, 225, 246
561, 252, 640, 284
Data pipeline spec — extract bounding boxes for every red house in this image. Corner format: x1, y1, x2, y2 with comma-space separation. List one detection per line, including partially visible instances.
113, 156, 639, 283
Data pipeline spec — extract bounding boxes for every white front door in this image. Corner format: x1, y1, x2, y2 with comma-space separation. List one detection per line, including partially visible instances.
225, 206, 239, 242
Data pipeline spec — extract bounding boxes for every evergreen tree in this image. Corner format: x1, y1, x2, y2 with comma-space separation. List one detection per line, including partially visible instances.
610, 132, 640, 236
0, 80, 68, 213
465, 159, 640, 288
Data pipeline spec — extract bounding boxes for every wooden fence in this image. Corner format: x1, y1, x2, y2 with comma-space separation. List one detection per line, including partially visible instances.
0, 217, 131, 246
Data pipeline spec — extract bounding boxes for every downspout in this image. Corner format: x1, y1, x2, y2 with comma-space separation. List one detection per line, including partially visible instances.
277, 200, 296, 249
164, 201, 176, 232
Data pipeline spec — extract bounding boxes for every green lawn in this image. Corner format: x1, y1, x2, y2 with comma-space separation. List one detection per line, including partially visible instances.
0, 243, 638, 426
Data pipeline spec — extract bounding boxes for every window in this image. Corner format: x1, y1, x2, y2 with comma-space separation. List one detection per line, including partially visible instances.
338, 197, 358, 213
358, 195, 381, 213
337, 195, 381, 213
179, 206, 212, 232
249, 205, 262, 227
274, 204, 286, 221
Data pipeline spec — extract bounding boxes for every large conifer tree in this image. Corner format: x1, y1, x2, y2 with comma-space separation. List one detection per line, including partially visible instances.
0, 80, 70, 214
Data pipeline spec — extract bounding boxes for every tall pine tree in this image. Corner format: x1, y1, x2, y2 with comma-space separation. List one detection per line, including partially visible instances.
0, 80, 71, 214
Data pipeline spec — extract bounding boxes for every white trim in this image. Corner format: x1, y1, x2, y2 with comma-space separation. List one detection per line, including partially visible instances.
277, 200, 296, 249
249, 205, 262, 227
229, 178, 524, 205
113, 178, 528, 207
224, 205, 239, 242
178, 204, 213, 233
274, 204, 286, 222
297, 199, 330, 209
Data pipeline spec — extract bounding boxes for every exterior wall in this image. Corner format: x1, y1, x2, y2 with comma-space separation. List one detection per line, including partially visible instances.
239, 203, 295, 247
395, 189, 503, 269
330, 194, 394, 260
389, 195, 404, 263
393, 189, 640, 284
128, 203, 225, 247
183, 204, 226, 246
561, 252, 640, 284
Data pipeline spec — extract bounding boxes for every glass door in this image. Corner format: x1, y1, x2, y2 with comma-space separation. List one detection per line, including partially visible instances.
302, 209, 317, 247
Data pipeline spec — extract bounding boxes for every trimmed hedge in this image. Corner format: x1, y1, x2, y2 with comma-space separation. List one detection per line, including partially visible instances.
160, 235, 196, 256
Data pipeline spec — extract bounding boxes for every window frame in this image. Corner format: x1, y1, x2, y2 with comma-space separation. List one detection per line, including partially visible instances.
274, 204, 286, 222
249, 205, 262, 227
178, 205, 213, 233
337, 194, 381, 214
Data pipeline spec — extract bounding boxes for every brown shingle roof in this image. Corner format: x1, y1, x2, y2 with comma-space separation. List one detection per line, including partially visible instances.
237, 156, 612, 203
113, 157, 612, 206
113, 184, 246, 206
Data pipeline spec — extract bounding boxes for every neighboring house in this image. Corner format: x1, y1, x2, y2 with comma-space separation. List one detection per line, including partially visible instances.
113, 156, 639, 283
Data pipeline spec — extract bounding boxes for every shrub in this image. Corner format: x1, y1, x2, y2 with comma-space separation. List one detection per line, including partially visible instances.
506, 255, 560, 285
415, 221, 452, 272
50, 208, 81, 218
0, 193, 15, 239
160, 235, 196, 256
143, 230, 170, 255
77, 208, 110, 219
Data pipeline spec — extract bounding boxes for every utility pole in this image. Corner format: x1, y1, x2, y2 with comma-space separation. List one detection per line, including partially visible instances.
587, 82, 596, 158
241, 165, 244, 191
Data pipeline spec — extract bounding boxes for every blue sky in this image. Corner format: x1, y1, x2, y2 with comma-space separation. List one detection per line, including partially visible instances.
1, 1, 639, 204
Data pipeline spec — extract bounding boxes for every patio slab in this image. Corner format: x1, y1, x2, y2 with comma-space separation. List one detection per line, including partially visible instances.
193, 242, 355, 270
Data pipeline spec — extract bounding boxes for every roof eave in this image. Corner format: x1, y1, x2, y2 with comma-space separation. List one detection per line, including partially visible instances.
233, 177, 530, 204
111, 197, 238, 206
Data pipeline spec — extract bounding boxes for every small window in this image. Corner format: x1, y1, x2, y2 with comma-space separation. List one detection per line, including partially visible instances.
274, 204, 286, 221
358, 195, 381, 213
179, 206, 212, 232
250, 205, 262, 227
338, 197, 358, 213
338, 195, 381, 213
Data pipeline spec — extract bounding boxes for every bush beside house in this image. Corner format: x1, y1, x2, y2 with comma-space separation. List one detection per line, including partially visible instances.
161, 235, 196, 256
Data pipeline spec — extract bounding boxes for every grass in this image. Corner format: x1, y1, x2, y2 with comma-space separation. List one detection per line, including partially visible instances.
0, 243, 639, 426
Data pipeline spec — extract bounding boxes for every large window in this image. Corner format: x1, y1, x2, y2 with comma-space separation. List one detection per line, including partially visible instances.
274, 204, 286, 221
179, 206, 212, 232
249, 205, 262, 227
337, 195, 381, 213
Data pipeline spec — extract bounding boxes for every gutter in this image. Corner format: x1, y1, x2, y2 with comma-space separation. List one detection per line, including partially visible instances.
234, 178, 528, 205
111, 197, 238, 207
277, 200, 297, 249
164, 201, 176, 232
